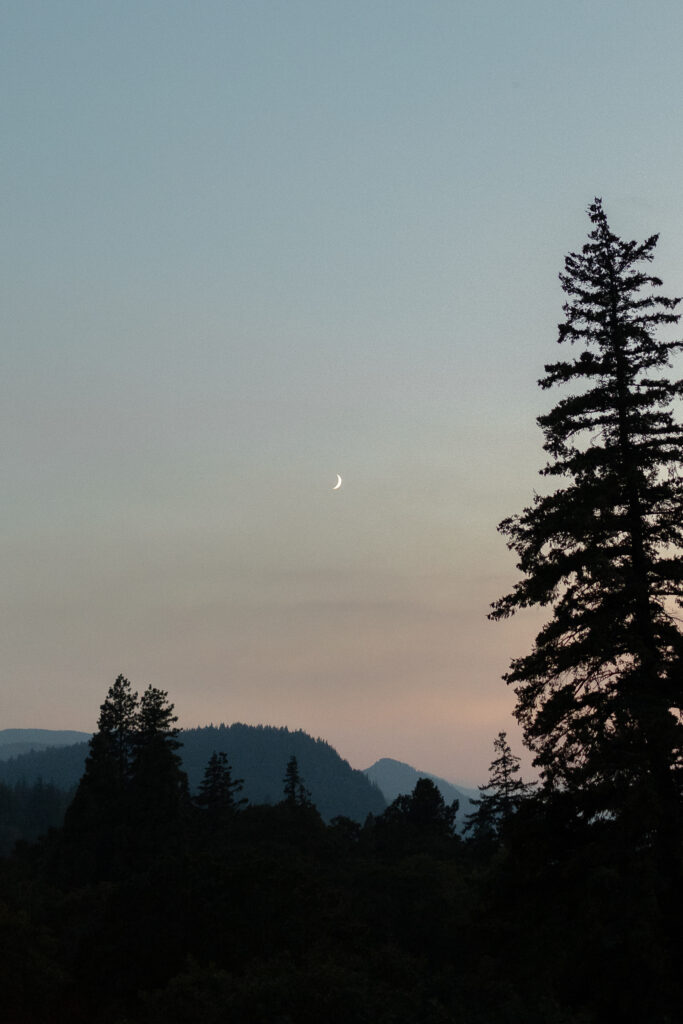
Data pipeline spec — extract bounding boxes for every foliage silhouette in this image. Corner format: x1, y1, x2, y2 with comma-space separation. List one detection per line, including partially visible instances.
194, 751, 246, 817
62, 676, 190, 880
282, 753, 312, 807
465, 732, 535, 842
490, 199, 683, 854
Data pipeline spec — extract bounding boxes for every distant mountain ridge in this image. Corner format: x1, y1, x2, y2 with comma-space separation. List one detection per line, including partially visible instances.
0, 724, 385, 824
0, 729, 92, 761
0, 730, 481, 829
364, 757, 478, 831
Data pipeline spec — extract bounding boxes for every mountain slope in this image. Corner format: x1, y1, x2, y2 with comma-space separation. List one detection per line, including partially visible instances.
181, 724, 385, 822
364, 757, 478, 831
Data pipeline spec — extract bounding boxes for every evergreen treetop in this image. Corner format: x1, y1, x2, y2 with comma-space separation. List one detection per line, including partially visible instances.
465, 732, 534, 840
195, 751, 246, 815
283, 754, 312, 807
382, 777, 459, 837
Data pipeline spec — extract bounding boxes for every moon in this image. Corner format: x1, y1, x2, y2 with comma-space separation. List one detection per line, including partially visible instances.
332, 474, 343, 490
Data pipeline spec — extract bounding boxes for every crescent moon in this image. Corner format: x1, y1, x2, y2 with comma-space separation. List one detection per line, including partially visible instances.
332, 474, 343, 490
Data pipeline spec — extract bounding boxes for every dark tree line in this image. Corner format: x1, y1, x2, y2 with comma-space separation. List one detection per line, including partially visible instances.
0, 676, 678, 1024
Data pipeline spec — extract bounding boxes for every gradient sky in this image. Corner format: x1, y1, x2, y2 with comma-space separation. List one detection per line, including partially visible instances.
3, 1, 683, 784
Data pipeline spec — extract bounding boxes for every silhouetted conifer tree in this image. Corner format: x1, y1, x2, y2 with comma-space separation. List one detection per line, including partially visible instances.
465, 732, 534, 840
129, 685, 189, 827
283, 754, 311, 807
382, 777, 459, 837
491, 199, 683, 846
63, 678, 190, 876
65, 673, 138, 832
195, 751, 246, 816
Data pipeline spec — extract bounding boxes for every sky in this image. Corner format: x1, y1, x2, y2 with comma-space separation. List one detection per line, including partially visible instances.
3, 1, 683, 785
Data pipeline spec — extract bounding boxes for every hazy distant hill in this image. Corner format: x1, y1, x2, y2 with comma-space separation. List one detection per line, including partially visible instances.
0, 724, 386, 824
0, 729, 91, 761
364, 757, 478, 831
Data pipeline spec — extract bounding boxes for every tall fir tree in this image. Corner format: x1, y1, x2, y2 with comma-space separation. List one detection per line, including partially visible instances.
64, 679, 190, 875
65, 674, 138, 831
491, 200, 683, 844
465, 732, 534, 840
129, 685, 189, 828
282, 754, 311, 807
62, 674, 141, 879
195, 751, 246, 817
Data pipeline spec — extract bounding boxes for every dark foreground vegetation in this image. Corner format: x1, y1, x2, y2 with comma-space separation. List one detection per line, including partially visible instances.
0, 677, 679, 1024
3, 200, 683, 1022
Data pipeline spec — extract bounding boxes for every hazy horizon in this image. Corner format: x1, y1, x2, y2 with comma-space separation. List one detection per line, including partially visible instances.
4, 1, 683, 784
